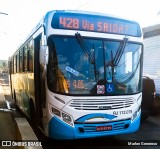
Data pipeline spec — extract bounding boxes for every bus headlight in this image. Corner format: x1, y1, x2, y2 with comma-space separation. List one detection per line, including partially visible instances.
52, 107, 61, 117
50, 105, 74, 127
132, 111, 138, 121
132, 106, 141, 121
62, 113, 72, 125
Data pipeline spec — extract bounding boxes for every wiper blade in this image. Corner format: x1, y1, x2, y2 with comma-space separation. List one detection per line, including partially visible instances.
114, 37, 129, 66
75, 33, 98, 81
75, 33, 94, 64
105, 37, 128, 83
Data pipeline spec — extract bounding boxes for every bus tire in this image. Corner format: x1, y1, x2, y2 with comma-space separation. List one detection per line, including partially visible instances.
141, 113, 149, 121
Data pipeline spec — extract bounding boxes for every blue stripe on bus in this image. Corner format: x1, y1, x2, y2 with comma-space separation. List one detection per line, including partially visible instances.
49, 116, 74, 139
76, 113, 117, 122
48, 113, 141, 140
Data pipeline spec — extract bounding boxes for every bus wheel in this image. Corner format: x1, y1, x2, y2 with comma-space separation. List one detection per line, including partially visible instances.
29, 99, 36, 124
141, 112, 149, 121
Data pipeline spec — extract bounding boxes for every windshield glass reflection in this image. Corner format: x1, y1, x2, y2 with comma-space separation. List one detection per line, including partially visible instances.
47, 36, 142, 95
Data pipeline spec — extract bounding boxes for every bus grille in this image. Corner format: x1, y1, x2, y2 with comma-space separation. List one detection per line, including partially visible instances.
84, 122, 125, 132
76, 120, 130, 133
69, 98, 134, 110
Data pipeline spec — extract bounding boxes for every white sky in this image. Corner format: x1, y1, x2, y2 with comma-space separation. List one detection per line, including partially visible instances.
0, 0, 160, 60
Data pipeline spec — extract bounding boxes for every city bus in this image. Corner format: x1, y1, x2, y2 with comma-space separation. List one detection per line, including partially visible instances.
8, 10, 143, 140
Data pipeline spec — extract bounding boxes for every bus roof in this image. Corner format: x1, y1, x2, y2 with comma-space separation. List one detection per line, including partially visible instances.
47, 10, 140, 24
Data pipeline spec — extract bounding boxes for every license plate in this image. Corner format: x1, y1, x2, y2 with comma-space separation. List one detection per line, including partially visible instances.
96, 125, 112, 131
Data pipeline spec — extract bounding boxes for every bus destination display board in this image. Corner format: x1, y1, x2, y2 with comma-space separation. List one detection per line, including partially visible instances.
52, 13, 141, 37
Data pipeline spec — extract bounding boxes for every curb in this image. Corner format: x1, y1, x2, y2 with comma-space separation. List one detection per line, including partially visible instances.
15, 118, 43, 149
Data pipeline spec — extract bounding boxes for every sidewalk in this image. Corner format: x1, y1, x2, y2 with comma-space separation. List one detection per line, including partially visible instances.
0, 84, 7, 109
0, 85, 16, 149
0, 84, 43, 149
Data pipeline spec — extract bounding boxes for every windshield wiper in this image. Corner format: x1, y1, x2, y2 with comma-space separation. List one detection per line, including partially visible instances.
75, 33, 94, 64
75, 33, 98, 80
114, 37, 129, 66
106, 37, 128, 82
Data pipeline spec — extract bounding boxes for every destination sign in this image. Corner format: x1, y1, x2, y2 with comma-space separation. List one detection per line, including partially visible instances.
52, 13, 141, 37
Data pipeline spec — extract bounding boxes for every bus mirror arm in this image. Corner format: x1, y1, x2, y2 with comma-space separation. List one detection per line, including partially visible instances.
40, 45, 49, 65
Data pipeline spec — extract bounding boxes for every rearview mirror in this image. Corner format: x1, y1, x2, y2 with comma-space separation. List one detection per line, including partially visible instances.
39, 45, 49, 65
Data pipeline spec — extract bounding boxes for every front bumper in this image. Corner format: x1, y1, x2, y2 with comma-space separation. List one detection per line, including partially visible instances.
48, 112, 141, 140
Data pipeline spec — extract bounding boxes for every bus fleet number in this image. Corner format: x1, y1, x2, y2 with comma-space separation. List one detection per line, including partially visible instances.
67, 80, 84, 89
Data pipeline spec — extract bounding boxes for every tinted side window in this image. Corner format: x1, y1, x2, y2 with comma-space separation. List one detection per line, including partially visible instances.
11, 58, 14, 74
14, 55, 17, 73
19, 48, 23, 72
16, 52, 19, 72
24, 45, 28, 71
28, 40, 34, 72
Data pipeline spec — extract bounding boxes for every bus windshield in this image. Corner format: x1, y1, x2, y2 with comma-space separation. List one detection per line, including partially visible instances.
47, 35, 142, 95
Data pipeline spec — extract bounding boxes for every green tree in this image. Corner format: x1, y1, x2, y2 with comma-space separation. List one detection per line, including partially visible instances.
2, 62, 7, 68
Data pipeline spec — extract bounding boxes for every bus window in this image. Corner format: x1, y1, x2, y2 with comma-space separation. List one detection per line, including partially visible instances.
28, 40, 34, 72
14, 55, 17, 73
47, 40, 57, 91
16, 52, 19, 73
24, 45, 28, 71
11, 58, 14, 74
19, 48, 23, 72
